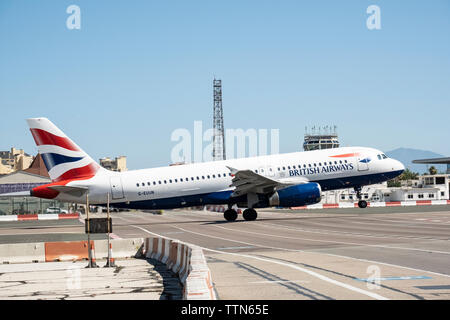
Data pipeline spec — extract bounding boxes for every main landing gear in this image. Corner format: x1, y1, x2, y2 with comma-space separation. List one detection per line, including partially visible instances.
354, 187, 368, 208
223, 207, 258, 221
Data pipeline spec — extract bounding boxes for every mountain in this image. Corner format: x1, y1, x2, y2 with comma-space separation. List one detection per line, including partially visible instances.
385, 148, 447, 175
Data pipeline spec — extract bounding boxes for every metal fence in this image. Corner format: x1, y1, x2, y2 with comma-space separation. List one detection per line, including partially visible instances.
0, 183, 47, 194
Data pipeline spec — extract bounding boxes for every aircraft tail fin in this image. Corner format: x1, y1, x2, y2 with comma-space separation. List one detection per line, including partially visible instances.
26, 118, 104, 182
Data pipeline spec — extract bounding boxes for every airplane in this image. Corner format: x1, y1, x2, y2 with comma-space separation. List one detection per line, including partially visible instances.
8, 118, 405, 221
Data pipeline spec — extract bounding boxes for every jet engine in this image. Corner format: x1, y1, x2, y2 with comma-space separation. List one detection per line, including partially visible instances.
268, 182, 322, 207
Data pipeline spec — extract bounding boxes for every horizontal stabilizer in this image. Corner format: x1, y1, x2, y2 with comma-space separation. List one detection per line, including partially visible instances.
47, 185, 88, 197
0, 191, 31, 197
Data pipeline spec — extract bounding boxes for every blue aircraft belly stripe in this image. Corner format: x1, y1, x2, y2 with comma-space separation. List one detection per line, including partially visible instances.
41, 153, 84, 169
109, 170, 404, 210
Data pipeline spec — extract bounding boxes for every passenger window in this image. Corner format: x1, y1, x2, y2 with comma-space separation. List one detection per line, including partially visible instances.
218, 174, 221, 177
169, 179, 172, 183
136, 183, 139, 187
164, 180, 167, 184
212, 175, 216, 178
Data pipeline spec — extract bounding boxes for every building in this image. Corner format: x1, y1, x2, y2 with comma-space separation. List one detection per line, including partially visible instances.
0, 147, 34, 174
413, 157, 450, 174
99, 156, 127, 172
319, 174, 449, 204
303, 126, 339, 151
0, 170, 69, 215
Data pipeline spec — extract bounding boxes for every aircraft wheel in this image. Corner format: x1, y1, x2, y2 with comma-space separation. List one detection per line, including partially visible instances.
358, 200, 368, 208
224, 209, 238, 221
243, 208, 257, 221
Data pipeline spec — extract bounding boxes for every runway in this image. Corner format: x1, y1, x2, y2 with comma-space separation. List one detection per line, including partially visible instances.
1, 205, 450, 300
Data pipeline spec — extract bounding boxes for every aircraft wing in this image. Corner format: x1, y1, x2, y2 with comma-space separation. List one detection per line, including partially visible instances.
227, 166, 308, 197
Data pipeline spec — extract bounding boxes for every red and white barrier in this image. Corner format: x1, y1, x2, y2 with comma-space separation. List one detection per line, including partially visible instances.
205, 205, 226, 213
291, 200, 450, 210
0, 213, 80, 222
143, 237, 216, 300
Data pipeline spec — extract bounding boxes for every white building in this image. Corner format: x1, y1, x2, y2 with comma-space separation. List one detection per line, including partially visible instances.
320, 174, 449, 204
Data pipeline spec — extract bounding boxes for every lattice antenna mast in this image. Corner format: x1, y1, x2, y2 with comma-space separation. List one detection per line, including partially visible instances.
213, 79, 226, 161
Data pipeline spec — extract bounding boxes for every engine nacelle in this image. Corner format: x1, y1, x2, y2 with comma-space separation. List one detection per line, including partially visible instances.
269, 182, 321, 207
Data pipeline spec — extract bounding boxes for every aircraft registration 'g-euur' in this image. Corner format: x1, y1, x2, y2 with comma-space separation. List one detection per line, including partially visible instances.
6, 118, 405, 221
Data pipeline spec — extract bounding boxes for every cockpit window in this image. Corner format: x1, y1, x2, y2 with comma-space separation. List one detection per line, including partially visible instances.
377, 154, 382, 160
382, 154, 387, 159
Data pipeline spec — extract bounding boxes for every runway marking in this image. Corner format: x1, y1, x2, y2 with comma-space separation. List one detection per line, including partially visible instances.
217, 246, 255, 250
139, 222, 450, 279
355, 276, 432, 282
329, 217, 450, 229
258, 221, 449, 241
131, 225, 389, 300
249, 280, 310, 284
212, 225, 450, 255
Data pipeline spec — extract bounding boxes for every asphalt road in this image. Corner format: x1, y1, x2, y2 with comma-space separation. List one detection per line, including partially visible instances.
1, 205, 450, 300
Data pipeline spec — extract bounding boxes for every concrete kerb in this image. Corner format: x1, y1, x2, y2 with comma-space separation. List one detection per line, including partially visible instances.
143, 237, 216, 300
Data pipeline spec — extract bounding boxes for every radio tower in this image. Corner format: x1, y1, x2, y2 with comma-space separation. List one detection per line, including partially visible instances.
213, 79, 226, 161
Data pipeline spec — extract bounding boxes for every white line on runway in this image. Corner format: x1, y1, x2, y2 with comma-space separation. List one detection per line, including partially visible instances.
305, 217, 450, 230
133, 222, 450, 280
249, 280, 310, 284
131, 225, 389, 300
212, 224, 450, 255
258, 221, 449, 241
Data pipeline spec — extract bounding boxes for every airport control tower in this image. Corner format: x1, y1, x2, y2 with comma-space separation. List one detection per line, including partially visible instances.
303, 126, 339, 151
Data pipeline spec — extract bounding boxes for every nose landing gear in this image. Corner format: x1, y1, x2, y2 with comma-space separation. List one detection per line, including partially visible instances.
355, 186, 368, 208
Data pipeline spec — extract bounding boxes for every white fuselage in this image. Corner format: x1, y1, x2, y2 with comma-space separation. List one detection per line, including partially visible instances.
58, 146, 404, 208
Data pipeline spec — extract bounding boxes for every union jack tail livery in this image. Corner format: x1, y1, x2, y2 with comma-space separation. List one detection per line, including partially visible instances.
26, 118, 102, 182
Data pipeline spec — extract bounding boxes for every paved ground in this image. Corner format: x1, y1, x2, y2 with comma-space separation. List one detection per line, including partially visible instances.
1, 205, 450, 300
0, 258, 182, 300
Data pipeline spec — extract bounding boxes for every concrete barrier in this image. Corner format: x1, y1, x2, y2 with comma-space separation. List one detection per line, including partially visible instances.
291, 199, 450, 210
0, 235, 215, 300
143, 237, 216, 300
0, 213, 80, 222
93, 238, 144, 260
0, 242, 46, 264
0, 238, 144, 264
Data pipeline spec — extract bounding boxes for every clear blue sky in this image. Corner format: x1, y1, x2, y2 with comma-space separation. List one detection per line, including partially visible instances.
1, 0, 449, 169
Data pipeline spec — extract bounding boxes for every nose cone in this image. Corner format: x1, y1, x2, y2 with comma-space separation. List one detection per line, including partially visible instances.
392, 159, 405, 174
